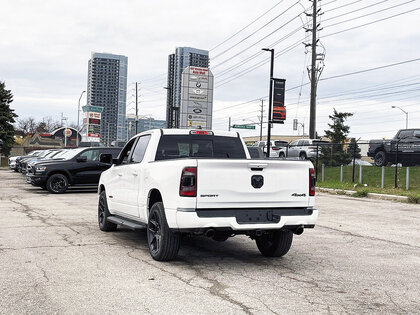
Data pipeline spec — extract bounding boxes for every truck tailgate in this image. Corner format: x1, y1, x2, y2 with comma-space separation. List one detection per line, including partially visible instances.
196, 159, 311, 209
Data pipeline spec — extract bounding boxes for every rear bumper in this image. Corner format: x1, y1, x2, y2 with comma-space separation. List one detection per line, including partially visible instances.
166, 207, 318, 230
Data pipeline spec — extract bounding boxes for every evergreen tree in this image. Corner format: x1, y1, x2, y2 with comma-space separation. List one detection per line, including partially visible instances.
320, 108, 353, 167
0, 81, 18, 156
347, 138, 361, 159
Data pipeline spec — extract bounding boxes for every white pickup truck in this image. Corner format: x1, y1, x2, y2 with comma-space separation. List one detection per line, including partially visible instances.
97, 129, 317, 261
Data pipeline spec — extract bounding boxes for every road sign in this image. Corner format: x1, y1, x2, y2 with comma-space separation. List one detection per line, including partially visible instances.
232, 124, 256, 130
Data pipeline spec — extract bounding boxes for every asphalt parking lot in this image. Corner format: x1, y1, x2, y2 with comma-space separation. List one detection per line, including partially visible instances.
0, 169, 419, 314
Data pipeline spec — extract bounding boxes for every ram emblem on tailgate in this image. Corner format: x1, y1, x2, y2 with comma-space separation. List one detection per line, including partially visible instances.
251, 175, 264, 189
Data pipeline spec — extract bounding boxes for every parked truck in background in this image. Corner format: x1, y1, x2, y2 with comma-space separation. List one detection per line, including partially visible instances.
368, 129, 420, 166
98, 129, 317, 261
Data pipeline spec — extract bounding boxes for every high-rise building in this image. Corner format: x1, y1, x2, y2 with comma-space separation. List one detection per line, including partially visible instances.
166, 47, 209, 128
125, 115, 166, 139
86, 52, 128, 145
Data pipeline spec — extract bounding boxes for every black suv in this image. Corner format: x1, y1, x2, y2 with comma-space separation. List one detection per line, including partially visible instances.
27, 147, 121, 193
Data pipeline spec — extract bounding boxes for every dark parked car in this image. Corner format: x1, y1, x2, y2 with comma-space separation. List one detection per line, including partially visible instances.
15, 150, 44, 172
247, 146, 265, 159
20, 149, 64, 174
27, 147, 121, 193
368, 129, 420, 166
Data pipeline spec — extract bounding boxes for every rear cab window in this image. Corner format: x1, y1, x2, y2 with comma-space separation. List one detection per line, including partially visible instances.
155, 135, 246, 160
397, 130, 413, 139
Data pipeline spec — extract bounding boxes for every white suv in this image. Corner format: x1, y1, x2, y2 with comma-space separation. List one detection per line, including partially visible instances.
287, 139, 329, 159
254, 140, 288, 158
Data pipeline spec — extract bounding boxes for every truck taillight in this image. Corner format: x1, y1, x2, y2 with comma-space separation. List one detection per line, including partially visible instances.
180, 167, 197, 197
309, 168, 315, 196
272, 146, 279, 150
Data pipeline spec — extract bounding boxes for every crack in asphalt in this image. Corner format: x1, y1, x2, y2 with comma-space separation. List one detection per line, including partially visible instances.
317, 225, 420, 249
385, 291, 407, 313
125, 248, 252, 314
9, 197, 53, 227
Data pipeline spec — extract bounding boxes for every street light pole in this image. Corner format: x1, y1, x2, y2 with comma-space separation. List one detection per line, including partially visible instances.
262, 48, 274, 158
391, 106, 408, 129
260, 99, 264, 141
76, 90, 86, 147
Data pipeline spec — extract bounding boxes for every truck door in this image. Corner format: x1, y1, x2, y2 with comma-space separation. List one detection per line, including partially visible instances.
118, 135, 151, 219
73, 149, 101, 184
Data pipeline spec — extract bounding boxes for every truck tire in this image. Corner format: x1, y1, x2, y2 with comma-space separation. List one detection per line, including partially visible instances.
299, 152, 307, 160
256, 230, 293, 257
147, 202, 180, 261
374, 150, 387, 167
46, 174, 69, 194
279, 152, 285, 158
98, 191, 117, 232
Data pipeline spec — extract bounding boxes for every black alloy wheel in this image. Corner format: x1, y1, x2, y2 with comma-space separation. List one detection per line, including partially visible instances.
374, 150, 387, 167
46, 174, 68, 194
147, 202, 180, 261
148, 210, 161, 256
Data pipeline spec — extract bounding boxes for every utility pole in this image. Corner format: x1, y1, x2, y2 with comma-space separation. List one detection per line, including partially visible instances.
309, 0, 317, 139
259, 99, 264, 141
135, 82, 139, 134
306, 0, 324, 139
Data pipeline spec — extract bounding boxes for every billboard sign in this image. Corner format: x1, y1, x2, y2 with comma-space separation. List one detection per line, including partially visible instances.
272, 78, 286, 124
82, 106, 103, 142
180, 66, 214, 129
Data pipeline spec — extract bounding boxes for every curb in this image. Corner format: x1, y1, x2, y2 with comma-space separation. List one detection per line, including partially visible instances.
316, 187, 409, 202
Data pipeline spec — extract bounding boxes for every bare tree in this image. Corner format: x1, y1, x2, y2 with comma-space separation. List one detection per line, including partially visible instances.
42, 116, 61, 132
16, 117, 37, 134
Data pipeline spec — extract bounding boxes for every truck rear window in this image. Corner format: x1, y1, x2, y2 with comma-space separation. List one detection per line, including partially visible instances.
155, 135, 246, 160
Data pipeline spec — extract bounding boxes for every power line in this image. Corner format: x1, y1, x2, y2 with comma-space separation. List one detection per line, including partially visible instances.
210, 0, 286, 51
212, 6, 419, 89
323, 0, 416, 29
322, 7, 420, 38
320, 57, 420, 81
212, 1, 301, 60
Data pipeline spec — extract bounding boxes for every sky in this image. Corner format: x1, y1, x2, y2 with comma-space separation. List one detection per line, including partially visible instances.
1, 0, 419, 140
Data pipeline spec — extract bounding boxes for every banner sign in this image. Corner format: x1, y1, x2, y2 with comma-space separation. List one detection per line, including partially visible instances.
272, 78, 286, 124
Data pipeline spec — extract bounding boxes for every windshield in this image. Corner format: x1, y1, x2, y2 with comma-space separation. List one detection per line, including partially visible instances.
29, 150, 42, 156
41, 151, 56, 158
52, 150, 69, 159
313, 140, 329, 145
155, 135, 246, 160
274, 141, 288, 147
53, 148, 84, 160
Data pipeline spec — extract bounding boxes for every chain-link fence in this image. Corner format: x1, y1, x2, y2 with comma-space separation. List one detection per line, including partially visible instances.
307, 140, 420, 191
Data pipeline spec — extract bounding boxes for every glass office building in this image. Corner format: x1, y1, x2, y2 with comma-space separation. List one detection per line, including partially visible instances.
87, 52, 128, 145
166, 47, 209, 128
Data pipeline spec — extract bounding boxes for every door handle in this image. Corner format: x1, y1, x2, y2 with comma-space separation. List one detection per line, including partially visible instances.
132, 172, 138, 176
117, 173, 123, 176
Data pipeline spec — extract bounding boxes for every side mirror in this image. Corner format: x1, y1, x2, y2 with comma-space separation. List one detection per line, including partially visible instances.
112, 158, 119, 164
76, 156, 87, 162
99, 153, 113, 164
